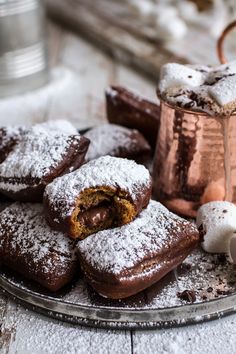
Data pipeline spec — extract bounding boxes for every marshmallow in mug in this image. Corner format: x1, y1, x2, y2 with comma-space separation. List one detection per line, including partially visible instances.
209, 74, 236, 106
196, 201, 236, 263
159, 63, 205, 92
158, 60, 236, 115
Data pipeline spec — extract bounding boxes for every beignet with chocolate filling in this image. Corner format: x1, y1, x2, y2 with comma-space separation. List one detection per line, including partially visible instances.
106, 86, 160, 148
0, 125, 89, 202
77, 200, 199, 299
84, 124, 151, 163
0, 203, 78, 291
44, 156, 152, 240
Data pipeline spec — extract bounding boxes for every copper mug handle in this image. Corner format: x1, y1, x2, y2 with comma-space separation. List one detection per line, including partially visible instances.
217, 20, 236, 64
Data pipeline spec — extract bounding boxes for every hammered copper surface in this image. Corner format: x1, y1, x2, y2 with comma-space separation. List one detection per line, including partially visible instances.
153, 100, 236, 217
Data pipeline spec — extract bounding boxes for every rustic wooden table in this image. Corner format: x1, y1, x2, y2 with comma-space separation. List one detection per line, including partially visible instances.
1, 22, 236, 354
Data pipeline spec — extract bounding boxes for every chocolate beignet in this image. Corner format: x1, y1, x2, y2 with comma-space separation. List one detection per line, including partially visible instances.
44, 156, 152, 240
84, 123, 151, 163
0, 203, 78, 291
77, 200, 199, 299
106, 86, 160, 148
0, 126, 90, 202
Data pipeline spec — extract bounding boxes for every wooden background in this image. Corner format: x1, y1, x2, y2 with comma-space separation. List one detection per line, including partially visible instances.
46, 0, 236, 81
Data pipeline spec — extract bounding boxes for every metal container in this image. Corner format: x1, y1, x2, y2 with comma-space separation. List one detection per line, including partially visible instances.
0, 0, 49, 97
153, 20, 236, 218
153, 100, 236, 218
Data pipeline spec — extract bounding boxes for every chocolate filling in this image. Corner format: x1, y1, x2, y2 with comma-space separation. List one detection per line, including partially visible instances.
78, 202, 114, 228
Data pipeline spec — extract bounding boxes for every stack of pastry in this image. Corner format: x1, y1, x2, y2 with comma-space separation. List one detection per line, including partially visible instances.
0, 111, 199, 299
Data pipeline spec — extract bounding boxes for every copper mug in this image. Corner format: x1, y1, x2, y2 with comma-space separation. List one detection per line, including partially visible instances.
153, 21, 236, 218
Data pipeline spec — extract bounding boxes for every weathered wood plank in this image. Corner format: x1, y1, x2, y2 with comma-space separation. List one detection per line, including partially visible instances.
132, 315, 236, 354
46, 0, 236, 73
48, 31, 115, 128
46, 0, 187, 82
0, 298, 17, 354
2, 304, 131, 354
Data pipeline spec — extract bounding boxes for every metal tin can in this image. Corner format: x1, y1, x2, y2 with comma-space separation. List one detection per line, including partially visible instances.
0, 0, 49, 97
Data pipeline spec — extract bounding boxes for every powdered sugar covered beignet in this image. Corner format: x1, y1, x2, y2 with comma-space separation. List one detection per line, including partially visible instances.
197, 201, 236, 262
106, 86, 160, 149
77, 200, 199, 299
84, 124, 151, 162
0, 203, 78, 291
44, 156, 152, 240
0, 125, 89, 202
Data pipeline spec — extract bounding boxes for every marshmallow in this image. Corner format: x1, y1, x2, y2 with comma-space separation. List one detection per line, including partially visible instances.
226, 60, 236, 74
159, 63, 205, 92
196, 201, 236, 260
214, 60, 236, 75
155, 16, 187, 40
128, 0, 154, 19
177, 1, 198, 21
208, 74, 236, 106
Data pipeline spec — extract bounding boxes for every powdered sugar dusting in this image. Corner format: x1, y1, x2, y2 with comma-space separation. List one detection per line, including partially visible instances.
78, 200, 197, 274
0, 125, 82, 192
84, 124, 150, 161
0, 203, 76, 275
35, 120, 77, 135
0, 126, 24, 152
44, 156, 151, 218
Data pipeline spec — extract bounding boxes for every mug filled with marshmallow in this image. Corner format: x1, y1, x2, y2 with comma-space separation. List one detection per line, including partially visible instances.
153, 21, 236, 218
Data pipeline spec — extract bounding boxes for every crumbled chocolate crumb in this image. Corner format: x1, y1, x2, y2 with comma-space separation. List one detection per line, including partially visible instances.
201, 295, 207, 300
217, 254, 227, 264
181, 263, 192, 271
198, 224, 205, 241
207, 287, 213, 293
228, 281, 236, 286
184, 101, 195, 109
223, 210, 228, 213
206, 267, 215, 272
177, 290, 196, 303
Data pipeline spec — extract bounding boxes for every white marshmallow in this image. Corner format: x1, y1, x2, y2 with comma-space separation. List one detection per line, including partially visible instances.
128, 0, 154, 19
196, 201, 236, 259
214, 60, 236, 75
155, 16, 187, 40
177, 1, 198, 21
154, 5, 178, 20
226, 60, 236, 74
208, 74, 236, 106
159, 63, 205, 92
